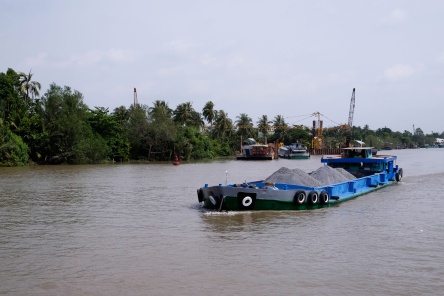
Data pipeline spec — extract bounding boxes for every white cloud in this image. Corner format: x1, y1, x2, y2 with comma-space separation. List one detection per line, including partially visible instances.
324, 71, 357, 84
438, 53, 444, 64
66, 49, 136, 66
161, 40, 198, 54
384, 64, 419, 81
275, 74, 318, 95
19, 49, 137, 69
65, 50, 103, 67
227, 54, 245, 68
200, 53, 215, 66
383, 9, 407, 24
104, 49, 137, 63
18, 53, 48, 69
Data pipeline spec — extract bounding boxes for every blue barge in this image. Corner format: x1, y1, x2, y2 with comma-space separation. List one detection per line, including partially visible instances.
197, 147, 403, 211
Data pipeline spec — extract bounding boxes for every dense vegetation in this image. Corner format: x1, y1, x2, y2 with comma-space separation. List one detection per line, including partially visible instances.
1, 68, 442, 166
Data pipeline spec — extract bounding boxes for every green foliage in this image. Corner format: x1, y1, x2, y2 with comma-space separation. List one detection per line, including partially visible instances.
175, 126, 212, 159
71, 127, 111, 164
269, 126, 312, 147
33, 83, 114, 164
18, 70, 41, 106
256, 115, 271, 141
212, 110, 233, 140
2, 67, 444, 166
235, 113, 254, 138
89, 107, 130, 161
0, 120, 29, 166
127, 104, 151, 159
15, 113, 47, 161
202, 101, 215, 126
213, 140, 233, 156
0, 69, 28, 129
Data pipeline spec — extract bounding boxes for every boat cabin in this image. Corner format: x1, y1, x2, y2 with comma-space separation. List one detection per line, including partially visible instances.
321, 147, 398, 178
237, 138, 273, 160
342, 147, 373, 159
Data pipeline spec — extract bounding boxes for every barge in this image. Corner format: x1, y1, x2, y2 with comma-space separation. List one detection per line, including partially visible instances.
197, 147, 403, 211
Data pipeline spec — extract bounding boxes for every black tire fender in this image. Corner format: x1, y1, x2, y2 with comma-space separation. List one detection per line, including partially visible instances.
197, 188, 204, 203
308, 191, 319, 205
237, 192, 256, 210
242, 196, 253, 207
209, 194, 219, 207
319, 191, 329, 204
396, 168, 403, 182
293, 190, 307, 204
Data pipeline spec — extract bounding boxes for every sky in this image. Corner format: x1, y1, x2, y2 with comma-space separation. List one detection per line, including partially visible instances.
2, 0, 444, 134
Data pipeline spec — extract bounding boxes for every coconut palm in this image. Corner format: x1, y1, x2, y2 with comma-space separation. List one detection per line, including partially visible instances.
273, 114, 288, 142
213, 110, 233, 139
202, 101, 216, 127
112, 106, 130, 125
235, 113, 253, 138
173, 102, 195, 126
273, 115, 287, 129
257, 115, 272, 139
189, 111, 205, 130
149, 100, 172, 120
19, 70, 41, 106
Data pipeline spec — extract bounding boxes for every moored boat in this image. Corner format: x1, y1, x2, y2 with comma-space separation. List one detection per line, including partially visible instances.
197, 147, 403, 211
236, 138, 274, 160
278, 142, 310, 159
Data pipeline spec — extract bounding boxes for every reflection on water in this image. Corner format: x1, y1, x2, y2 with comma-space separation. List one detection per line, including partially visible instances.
1, 150, 444, 295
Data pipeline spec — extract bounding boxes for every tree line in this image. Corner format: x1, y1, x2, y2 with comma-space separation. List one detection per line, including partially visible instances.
1, 68, 442, 166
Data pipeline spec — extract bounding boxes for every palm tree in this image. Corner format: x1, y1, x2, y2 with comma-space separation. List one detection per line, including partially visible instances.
149, 100, 172, 120
273, 114, 288, 142
173, 102, 194, 126
213, 110, 233, 139
189, 111, 205, 130
235, 113, 253, 138
19, 70, 41, 106
202, 101, 216, 127
257, 115, 271, 140
273, 115, 287, 129
112, 106, 130, 126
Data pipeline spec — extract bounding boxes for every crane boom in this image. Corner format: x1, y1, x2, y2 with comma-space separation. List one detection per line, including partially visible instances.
348, 88, 355, 129
345, 88, 355, 147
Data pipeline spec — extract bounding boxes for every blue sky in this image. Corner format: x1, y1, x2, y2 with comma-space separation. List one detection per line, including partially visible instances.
2, 0, 443, 134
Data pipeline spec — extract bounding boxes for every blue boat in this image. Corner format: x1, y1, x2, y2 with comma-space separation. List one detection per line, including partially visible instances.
197, 147, 403, 211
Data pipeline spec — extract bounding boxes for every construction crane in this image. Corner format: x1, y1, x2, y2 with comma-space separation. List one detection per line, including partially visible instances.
311, 111, 323, 149
345, 88, 356, 147
133, 87, 138, 106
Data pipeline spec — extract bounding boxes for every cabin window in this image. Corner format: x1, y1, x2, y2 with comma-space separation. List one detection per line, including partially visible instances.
362, 162, 381, 171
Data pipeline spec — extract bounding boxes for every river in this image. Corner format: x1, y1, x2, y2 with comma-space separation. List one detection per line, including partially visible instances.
1, 148, 443, 296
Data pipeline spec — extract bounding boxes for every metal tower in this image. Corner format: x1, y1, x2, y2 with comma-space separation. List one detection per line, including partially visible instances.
133, 87, 138, 106
345, 88, 355, 147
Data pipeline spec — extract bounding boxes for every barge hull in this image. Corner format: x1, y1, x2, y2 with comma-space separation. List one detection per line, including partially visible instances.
198, 170, 399, 211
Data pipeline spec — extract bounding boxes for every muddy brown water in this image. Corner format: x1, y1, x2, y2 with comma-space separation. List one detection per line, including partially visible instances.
1, 149, 443, 295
